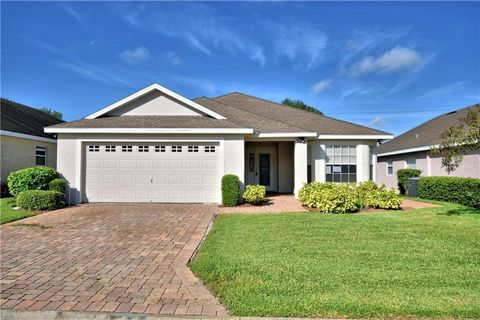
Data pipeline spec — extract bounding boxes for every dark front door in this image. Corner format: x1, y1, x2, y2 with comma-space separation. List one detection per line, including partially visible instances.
259, 153, 270, 186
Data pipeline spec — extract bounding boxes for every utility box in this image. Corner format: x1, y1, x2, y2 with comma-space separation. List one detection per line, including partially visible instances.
407, 177, 420, 197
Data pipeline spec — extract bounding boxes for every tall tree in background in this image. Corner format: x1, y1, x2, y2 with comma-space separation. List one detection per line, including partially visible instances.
432, 105, 480, 173
282, 98, 323, 115
39, 107, 63, 120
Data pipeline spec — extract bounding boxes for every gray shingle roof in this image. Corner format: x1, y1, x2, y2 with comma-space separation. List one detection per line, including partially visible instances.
47, 115, 244, 129
212, 92, 390, 136
377, 103, 480, 155
1, 98, 64, 139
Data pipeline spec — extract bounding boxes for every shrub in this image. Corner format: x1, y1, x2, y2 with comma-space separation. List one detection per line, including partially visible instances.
48, 178, 67, 195
7, 167, 58, 197
243, 184, 266, 205
221, 174, 240, 207
418, 176, 480, 208
397, 169, 422, 194
16, 190, 65, 210
364, 188, 402, 210
299, 182, 362, 213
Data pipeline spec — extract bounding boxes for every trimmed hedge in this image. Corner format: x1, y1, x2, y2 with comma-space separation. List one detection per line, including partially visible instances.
7, 167, 58, 196
48, 178, 67, 195
418, 176, 480, 208
397, 169, 422, 194
299, 181, 402, 213
243, 184, 266, 205
16, 190, 65, 210
221, 174, 240, 207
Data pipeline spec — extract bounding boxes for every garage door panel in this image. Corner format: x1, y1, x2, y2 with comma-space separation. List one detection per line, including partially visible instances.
85, 143, 220, 203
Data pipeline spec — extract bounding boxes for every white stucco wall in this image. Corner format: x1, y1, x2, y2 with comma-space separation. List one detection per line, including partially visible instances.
376, 150, 480, 190
56, 133, 244, 205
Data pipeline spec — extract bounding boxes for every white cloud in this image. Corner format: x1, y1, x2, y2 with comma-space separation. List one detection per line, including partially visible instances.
419, 81, 466, 99
53, 60, 132, 87
350, 46, 423, 76
120, 4, 265, 66
368, 116, 386, 126
119, 47, 150, 64
271, 24, 328, 70
60, 4, 82, 24
311, 79, 332, 95
165, 51, 181, 66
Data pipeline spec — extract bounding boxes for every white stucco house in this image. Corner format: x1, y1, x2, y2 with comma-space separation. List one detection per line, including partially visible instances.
45, 84, 393, 205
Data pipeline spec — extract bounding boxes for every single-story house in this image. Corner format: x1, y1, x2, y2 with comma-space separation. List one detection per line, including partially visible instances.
376, 103, 480, 189
1, 98, 63, 184
45, 84, 392, 204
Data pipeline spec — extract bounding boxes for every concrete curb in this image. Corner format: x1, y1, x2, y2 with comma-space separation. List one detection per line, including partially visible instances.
1, 309, 341, 320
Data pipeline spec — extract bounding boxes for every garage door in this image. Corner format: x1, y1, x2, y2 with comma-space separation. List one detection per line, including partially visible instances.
84, 143, 220, 203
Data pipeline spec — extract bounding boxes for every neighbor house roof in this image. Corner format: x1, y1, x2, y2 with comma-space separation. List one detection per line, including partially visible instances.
1, 98, 63, 139
212, 92, 391, 137
377, 103, 480, 156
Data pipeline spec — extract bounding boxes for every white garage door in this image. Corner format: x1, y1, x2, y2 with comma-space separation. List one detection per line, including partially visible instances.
84, 143, 220, 203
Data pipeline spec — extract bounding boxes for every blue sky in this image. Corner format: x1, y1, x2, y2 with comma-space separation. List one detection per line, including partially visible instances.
2, 1, 479, 135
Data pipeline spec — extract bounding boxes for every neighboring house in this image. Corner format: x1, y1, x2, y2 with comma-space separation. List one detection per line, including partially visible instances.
45, 84, 392, 204
376, 104, 480, 189
1, 98, 64, 184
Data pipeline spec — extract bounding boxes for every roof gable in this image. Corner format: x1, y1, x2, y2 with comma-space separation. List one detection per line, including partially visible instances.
86, 84, 226, 120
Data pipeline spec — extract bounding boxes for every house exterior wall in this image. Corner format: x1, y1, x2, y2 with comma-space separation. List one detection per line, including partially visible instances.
56, 133, 244, 205
1, 135, 57, 184
309, 140, 376, 185
376, 150, 480, 189
278, 141, 294, 193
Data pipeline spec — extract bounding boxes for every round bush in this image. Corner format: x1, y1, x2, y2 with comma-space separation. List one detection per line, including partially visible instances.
7, 167, 58, 197
243, 184, 266, 205
48, 178, 67, 195
397, 169, 422, 194
16, 190, 65, 210
221, 174, 240, 207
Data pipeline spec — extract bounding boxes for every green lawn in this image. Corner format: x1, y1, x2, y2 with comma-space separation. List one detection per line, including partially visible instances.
0, 198, 34, 224
190, 202, 480, 318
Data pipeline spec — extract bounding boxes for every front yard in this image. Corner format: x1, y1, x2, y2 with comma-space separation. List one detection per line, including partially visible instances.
190, 201, 480, 318
0, 197, 34, 224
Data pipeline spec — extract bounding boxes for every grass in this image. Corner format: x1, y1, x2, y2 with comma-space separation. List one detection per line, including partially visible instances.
0, 197, 34, 224
190, 201, 480, 318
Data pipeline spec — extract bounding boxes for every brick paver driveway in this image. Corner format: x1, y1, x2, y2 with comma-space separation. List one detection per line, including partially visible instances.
0, 204, 227, 316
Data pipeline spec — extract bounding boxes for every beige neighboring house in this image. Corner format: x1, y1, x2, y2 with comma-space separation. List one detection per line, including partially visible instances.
376, 103, 480, 189
1, 98, 64, 185
45, 83, 392, 205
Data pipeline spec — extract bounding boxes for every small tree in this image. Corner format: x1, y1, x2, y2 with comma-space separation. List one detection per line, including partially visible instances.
39, 107, 63, 120
282, 98, 323, 115
431, 105, 480, 173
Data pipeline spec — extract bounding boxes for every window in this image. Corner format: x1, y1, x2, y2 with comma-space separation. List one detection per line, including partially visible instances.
155, 146, 166, 152
122, 146, 132, 152
88, 145, 100, 152
325, 145, 357, 183
172, 145, 182, 152
35, 146, 47, 166
105, 145, 116, 152
204, 145, 215, 153
188, 145, 199, 153
387, 160, 394, 175
138, 146, 149, 152
407, 157, 416, 169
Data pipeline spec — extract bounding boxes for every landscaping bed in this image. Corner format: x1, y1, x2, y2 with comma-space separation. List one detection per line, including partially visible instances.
190, 201, 480, 318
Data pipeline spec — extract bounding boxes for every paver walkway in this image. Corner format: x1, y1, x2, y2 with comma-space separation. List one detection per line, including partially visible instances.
0, 203, 227, 316
218, 194, 307, 213
401, 198, 441, 210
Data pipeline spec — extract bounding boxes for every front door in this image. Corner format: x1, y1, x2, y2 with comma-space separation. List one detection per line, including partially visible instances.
245, 146, 277, 192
